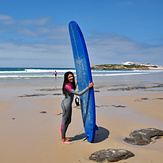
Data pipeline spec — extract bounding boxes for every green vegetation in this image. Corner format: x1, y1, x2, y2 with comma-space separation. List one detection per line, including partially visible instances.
123, 65, 147, 68
98, 64, 121, 67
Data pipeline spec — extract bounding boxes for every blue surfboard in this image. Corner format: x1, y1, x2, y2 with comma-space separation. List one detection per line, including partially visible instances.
69, 21, 97, 143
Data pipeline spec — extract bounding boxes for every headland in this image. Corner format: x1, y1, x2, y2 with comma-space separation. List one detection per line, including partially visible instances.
91, 64, 163, 70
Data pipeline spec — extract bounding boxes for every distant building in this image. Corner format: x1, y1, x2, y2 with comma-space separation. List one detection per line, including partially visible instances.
122, 62, 152, 67
144, 63, 151, 66
122, 61, 134, 65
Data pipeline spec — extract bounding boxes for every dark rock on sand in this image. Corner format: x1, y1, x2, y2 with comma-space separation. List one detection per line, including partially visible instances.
154, 98, 163, 100
152, 84, 163, 88
124, 128, 163, 145
94, 90, 100, 92
18, 94, 46, 97
108, 86, 149, 91
40, 111, 47, 114
108, 83, 163, 91
37, 88, 61, 91
89, 148, 134, 162
140, 98, 149, 100
112, 105, 126, 108
96, 105, 110, 108
96, 105, 126, 109
135, 97, 163, 102
53, 93, 62, 95
135, 98, 151, 102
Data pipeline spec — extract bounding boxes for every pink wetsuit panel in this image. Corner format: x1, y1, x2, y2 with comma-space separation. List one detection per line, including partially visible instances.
65, 83, 74, 91
61, 123, 64, 139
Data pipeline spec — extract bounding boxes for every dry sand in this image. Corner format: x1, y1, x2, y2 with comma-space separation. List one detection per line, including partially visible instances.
0, 84, 163, 163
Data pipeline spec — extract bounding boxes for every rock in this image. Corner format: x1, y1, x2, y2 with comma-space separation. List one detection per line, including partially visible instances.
18, 94, 46, 97
98, 105, 110, 108
107, 84, 163, 92
96, 105, 126, 109
124, 128, 163, 145
37, 88, 61, 91
94, 90, 100, 92
154, 98, 163, 100
140, 98, 149, 100
135, 98, 151, 102
108, 86, 149, 91
40, 111, 47, 114
152, 84, 163, 88
53, 93, 62, 95
112, 105, 126, 108
89, 148, 134, 162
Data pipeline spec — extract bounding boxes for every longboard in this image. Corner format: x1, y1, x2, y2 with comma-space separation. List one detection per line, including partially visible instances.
69, 21, 97, 143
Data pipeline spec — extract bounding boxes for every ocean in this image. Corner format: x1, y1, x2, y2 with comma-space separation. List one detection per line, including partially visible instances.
1, 67, 163, 79
0, 68, 163, 91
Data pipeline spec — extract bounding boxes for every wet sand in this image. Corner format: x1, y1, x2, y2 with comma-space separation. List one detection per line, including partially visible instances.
0, 81, 163, 163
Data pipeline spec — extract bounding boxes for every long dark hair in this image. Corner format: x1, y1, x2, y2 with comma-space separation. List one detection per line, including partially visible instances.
62, 71, 76, 95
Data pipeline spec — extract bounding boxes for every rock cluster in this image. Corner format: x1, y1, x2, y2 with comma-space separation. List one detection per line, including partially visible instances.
89, 149, 134, 162
124, 128, 163, 145
89, 128, 163, 162
108, 84, 163, 91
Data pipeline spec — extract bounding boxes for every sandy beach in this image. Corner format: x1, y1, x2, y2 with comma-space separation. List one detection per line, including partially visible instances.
0, 78, 163, 163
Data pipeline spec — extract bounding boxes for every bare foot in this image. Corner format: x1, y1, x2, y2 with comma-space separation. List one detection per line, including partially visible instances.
61, 138, 72, 144
61, 141, 72, 144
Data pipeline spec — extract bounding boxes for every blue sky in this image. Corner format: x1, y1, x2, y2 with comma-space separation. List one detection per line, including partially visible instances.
0, 0, 163, 67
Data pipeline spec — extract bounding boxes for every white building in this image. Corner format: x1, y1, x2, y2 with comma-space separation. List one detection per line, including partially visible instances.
122, 61, 134, 65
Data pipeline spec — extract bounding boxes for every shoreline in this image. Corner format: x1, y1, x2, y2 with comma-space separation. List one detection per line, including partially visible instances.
0, 80, 163, 163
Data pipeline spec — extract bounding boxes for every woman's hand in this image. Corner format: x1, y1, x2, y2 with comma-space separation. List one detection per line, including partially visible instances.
88, 81, 94, 88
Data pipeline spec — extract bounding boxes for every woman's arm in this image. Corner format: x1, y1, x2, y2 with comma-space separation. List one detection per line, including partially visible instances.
65, 81, 94, 96
65, 86, 89, 96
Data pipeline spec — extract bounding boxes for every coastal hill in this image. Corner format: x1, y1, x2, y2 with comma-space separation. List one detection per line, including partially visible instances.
91, 64, 163, 70
91, 64, 149, 70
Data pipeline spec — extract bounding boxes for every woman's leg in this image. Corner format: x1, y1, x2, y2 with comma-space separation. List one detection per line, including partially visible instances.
61, 101, 72, 144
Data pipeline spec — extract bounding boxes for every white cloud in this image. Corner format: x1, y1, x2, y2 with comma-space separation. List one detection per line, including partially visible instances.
0, 15, 162, 67
5, 21, 67, 42
0, 15, 69, 44
35, 24, 69, 42
12, 24, 70, 44
0, 41, 73, 67
19, 17, 50, 26
87, 33, 163, 65
1, 31, 163, 68
0, 14, 15, 24
16, 27, 38, 37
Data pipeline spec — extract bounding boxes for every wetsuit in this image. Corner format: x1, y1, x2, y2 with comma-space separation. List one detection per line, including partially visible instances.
61, 83, 89, 139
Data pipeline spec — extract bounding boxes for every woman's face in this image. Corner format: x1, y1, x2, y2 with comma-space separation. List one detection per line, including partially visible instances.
68, 73, 74, 83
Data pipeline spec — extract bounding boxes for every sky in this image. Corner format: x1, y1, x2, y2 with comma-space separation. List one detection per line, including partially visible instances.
0, 0, 163, 68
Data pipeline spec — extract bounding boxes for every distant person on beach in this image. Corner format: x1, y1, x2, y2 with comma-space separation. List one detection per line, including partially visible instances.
54, 71, 57, 77
61, 71, 94, 144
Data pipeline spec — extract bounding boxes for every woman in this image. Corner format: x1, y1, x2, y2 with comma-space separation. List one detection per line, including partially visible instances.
61, 71, 94, 144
